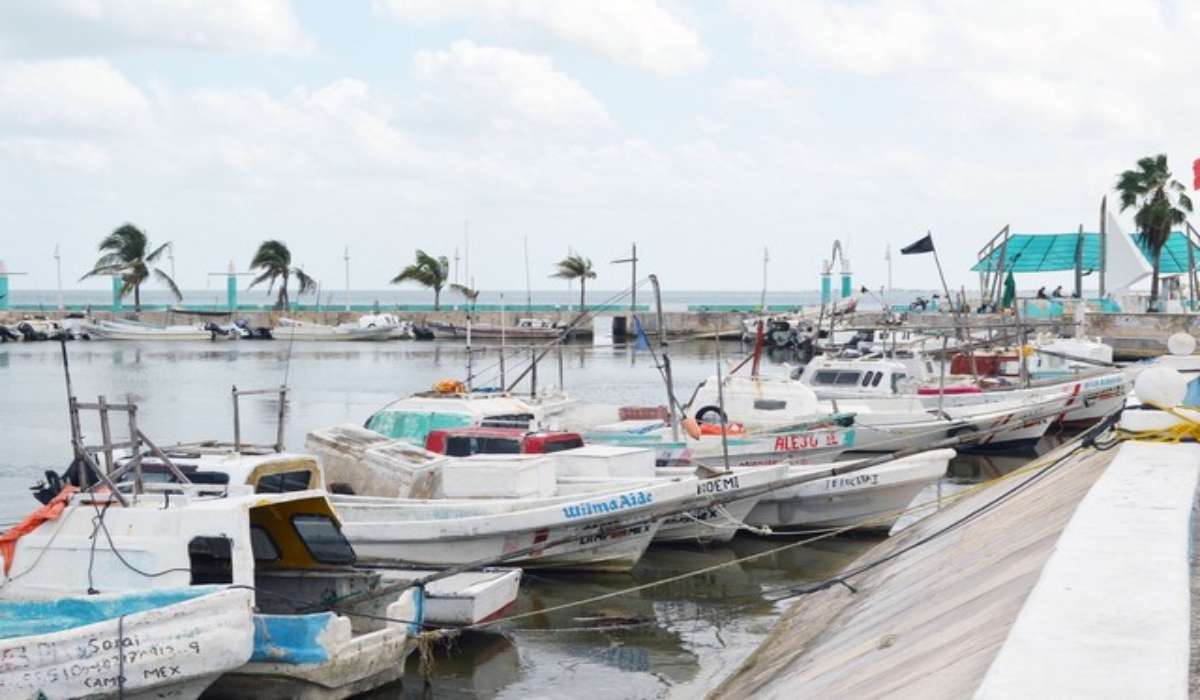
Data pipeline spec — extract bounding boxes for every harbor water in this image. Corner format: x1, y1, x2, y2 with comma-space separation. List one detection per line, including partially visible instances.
0, 337, 1058, 698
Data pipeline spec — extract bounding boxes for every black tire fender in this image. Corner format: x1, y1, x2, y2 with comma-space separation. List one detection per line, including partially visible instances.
949, 425, 979, 439
694, 405, 727, 424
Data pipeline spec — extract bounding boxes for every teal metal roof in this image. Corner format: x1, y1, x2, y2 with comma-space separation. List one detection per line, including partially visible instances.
972, 231, 1196, 274
971, 233, 1100, 273
1133, 231, 1197, 274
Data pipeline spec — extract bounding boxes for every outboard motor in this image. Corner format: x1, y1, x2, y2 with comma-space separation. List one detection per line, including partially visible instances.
0, 325, 18, 342
16, 322, 47, 341
204, 321, 231, 340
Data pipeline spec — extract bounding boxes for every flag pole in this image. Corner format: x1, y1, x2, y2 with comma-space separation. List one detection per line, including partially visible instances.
927, 230, 963, 329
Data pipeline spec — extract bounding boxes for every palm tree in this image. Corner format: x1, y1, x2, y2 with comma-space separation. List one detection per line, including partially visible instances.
248, 240, 317, 311
552, 252, 597, 311
1116, 154, 1194, 312
80, 224, 181, 312
391, 250, 450, 310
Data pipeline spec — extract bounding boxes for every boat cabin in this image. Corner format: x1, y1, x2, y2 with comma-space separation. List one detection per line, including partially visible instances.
365, 390, 544, 445
795, 357, 921, 398
685, 373, 822, 426
3, 490, 373, 617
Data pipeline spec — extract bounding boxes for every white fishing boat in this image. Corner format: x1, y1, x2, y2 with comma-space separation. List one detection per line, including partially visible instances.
418, 426, 956, 537
681, 371, 1064, 454
0, 580, 254, 700
429, 317, 574, 340
364, 382, 578, 445
272, 317, 396, 341
418, 427, 792, 545
797, 352, 1130, 429
85, 317, 242, 341
307, 424, 702, 571
18, 393, 522, 700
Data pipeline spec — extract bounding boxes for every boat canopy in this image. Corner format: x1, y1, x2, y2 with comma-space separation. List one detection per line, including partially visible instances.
972, 231, 1198, 274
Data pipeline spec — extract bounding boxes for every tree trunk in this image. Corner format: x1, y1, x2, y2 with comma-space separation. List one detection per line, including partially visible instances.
579, 281, 586, 312
1149, 249, 1162, 312
434, 288, 441, 311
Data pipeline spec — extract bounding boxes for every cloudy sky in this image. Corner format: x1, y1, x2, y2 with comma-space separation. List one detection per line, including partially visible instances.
1, 0, 1197, 298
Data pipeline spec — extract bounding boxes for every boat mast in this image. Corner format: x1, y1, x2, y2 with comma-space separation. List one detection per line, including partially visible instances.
650, 275, 680, 441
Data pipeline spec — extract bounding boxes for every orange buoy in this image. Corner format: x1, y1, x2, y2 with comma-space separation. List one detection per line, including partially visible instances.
681, 417, 702, 440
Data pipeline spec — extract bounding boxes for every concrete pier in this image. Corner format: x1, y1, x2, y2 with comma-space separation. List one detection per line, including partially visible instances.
710, 432, 1199, 699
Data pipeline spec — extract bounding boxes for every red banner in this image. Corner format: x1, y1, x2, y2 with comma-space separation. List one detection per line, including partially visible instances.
1193, 157, 1200, 190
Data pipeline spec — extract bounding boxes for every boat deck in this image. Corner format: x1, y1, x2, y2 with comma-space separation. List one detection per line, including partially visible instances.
710, 435, 1200, 698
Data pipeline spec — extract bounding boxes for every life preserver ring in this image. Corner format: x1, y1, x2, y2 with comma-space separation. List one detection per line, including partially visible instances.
694, 405, 726, 424
699, 421, 744, 436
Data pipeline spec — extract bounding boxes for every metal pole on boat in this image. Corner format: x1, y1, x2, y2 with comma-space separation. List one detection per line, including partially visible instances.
232, 385, 242, 451
650, 275, 680, 441
713, 341, 732, 468
344, 246, 350, 312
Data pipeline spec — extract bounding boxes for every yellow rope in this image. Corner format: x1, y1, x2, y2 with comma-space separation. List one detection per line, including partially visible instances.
1112, 402, 1200, 444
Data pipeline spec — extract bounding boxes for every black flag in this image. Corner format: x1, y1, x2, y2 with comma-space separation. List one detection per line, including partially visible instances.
901, 233, 935, 255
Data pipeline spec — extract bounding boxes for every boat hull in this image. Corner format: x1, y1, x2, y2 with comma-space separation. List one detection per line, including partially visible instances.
205, 587, 420, 700
0, 586, 254, 700
333, 479, 703, 572
745, 451, 952, 531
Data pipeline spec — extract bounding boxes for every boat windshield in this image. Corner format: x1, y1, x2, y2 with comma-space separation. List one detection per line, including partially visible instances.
291, 513, 356, 566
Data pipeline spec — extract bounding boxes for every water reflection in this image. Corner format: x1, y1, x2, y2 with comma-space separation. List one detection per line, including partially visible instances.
393, 533, 879, 699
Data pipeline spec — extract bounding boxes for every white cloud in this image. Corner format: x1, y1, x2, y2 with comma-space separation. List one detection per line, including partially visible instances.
2, 0, 316, 56
733, 0, 936, 74
165, 79, 430, 186
733, 0, 1200, 140
412, 41, 612, 132
373, 0, 707, 75
0, 137, 111, 171
0, 57, 149, 131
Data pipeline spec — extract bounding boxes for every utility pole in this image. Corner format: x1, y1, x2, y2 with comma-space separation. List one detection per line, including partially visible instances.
612, 242, 638, 313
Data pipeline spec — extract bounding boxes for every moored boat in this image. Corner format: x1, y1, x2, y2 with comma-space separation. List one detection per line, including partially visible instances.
0, 583, 254, 700
272, 317, 396, 341
20, 391, 522, 700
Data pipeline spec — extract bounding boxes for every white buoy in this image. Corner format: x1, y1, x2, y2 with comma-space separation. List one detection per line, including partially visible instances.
1134, 365, 1189, 406
1166, 332, 1196, 356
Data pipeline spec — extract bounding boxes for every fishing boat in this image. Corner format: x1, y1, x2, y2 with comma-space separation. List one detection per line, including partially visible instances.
418, 425, 956, 536
84, 317, 243, 341
364, 381, 578, 446
418, 426, 789, 544
307, 424, 702, 571
428, 317, 574, 341
19, 391, 522, 699
797, 350, 1131, 429
0, 578, 254, 700
677, 370, 1064, 454
272, 317, 397, 341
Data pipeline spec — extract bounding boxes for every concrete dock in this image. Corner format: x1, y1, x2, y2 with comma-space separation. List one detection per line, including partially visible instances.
710, 426, 1199, 698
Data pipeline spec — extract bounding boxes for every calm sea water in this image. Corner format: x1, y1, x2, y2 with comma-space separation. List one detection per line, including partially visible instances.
0, 336, 1045, 698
